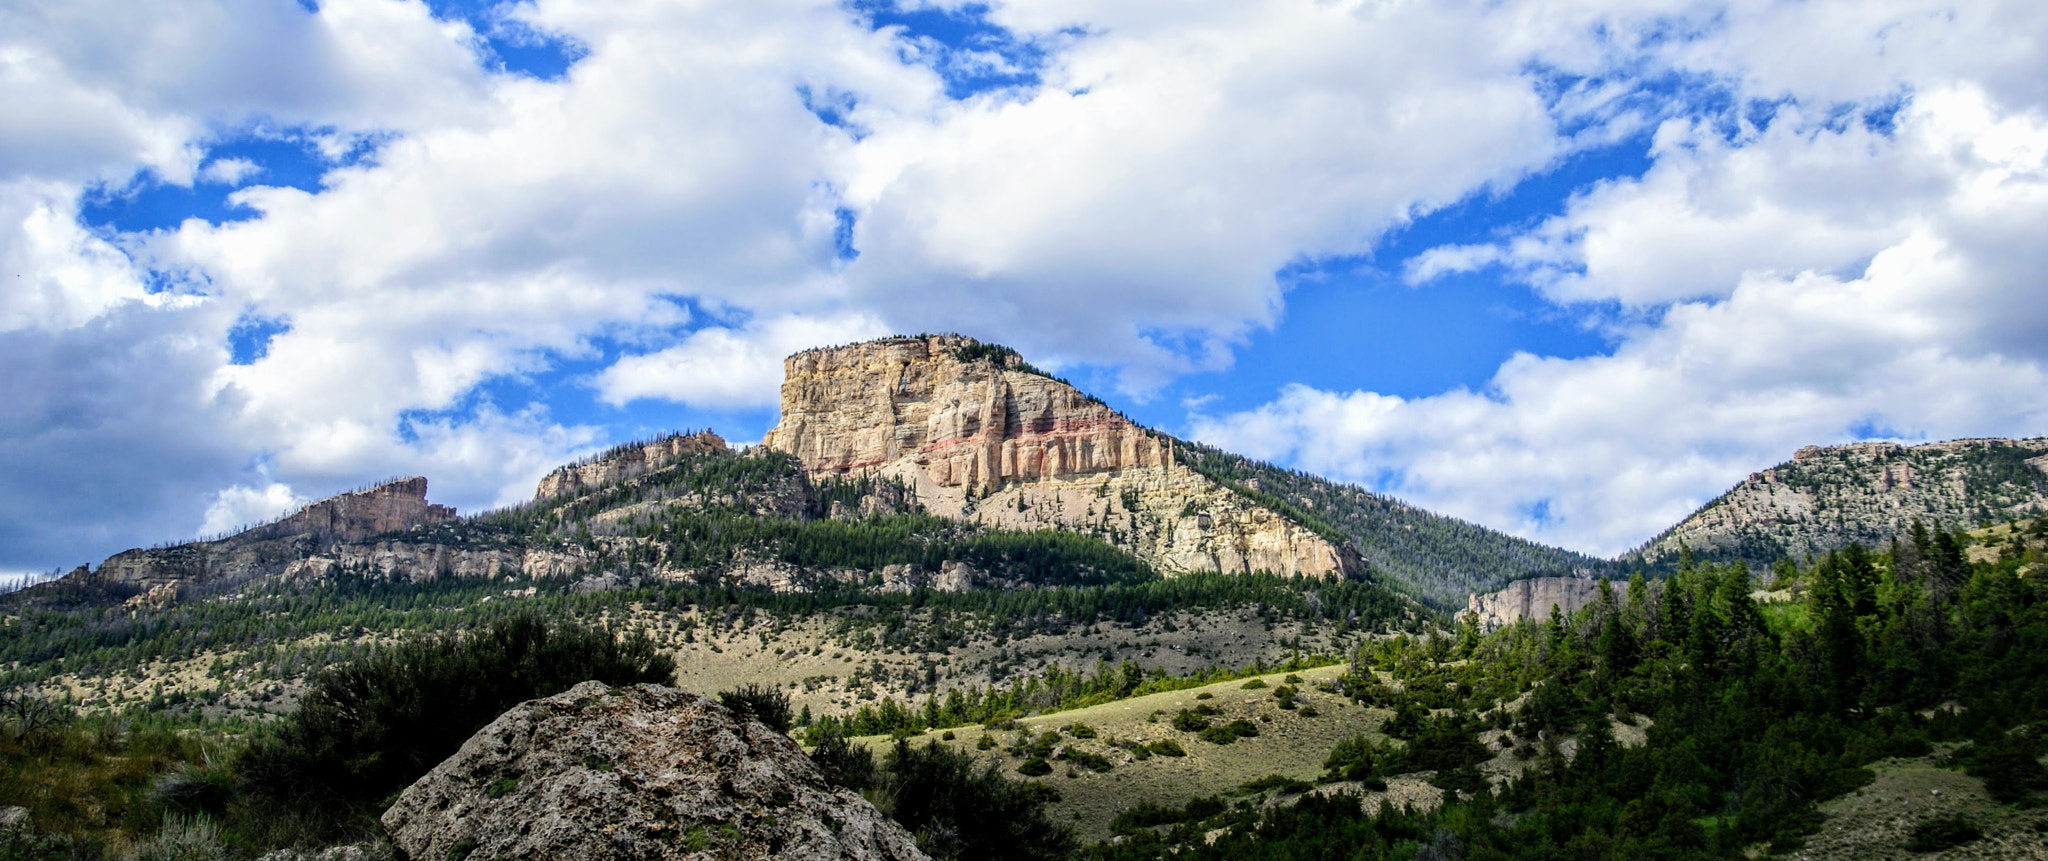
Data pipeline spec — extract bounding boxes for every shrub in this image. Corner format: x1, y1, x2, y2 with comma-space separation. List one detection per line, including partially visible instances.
1064, 723, 1097, 739
148, 768, 234, 818
1241, 679, 1268, 690
1199, 720, 1260, 745
1906, 815, 1981, 852
1016, 757, 1053, 777
719, 684, 794, 733
810, 732, 878, 791
1324, 735, 1397, 783
133, 813, 226, 861
1962, 735, 2048, 803
237, 615, 673, 839
1066, 749, 1113, 773
1238, 774, 1312, 796
877, 741, 1075, 861
1146, 739, 1187, 757
1171, 710, 1211, 733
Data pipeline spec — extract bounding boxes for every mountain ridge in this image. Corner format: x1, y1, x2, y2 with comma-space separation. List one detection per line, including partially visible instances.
1633, 436, 2048, 566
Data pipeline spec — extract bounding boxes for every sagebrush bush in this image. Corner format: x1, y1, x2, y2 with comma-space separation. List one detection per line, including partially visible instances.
237, 614, 673, 840
719, 684, 794, 733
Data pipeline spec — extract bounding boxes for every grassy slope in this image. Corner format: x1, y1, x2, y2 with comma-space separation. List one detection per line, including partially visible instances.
860, 664, 1392, 843
1795, 748, 2048, 860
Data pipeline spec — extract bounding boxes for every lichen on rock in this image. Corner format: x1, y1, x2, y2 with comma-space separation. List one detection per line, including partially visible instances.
381, 681, 929, 861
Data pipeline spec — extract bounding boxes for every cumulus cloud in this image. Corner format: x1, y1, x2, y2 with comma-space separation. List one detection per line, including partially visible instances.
198, 157, 260, 186
199, 482, 306, 537
838, 0, 1586, 376
4, 0, 2046, 571
1207, 81, 2048, 556
597, 312, 890, 410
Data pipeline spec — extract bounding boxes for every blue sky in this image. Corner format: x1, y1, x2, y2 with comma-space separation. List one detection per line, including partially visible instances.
5, 0, 2047, 572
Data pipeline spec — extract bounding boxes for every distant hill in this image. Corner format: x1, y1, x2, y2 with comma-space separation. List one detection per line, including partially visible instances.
1632, 437, 2048, 566
1168, 440, 1620, 607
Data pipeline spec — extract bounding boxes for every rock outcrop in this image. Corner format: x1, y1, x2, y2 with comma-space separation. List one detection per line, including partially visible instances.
78, 478, 458, 591
536, 431, 729, 500
243, 477, 456, 543
382, 681, 929, 861
1634, 438, 2048, 565
1465, 577, 1606, 631
762, 335, 1355, 578
281, 541, 595, 584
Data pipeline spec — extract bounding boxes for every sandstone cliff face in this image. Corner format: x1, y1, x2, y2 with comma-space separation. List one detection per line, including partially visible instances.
243, 477, 456, 543
1635, 438, 2048, 564
82, 478, 458, 590
762, 335, 1353, 578
535, 431, 728, 500
282, 541, 595, 584
1465, 577, 1605, 631
382, 681, 929, 861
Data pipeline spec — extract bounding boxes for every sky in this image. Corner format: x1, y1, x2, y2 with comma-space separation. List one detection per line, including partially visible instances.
4, 0, 2047, 576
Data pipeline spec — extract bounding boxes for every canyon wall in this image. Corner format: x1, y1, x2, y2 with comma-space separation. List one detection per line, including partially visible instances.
1465, 577, 1606, 631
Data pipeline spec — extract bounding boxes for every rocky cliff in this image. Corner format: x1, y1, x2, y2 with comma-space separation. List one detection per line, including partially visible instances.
383, 681, 929, 861
762, 335, 1355, 578
79, 477, 458, 592
1634, 438, 2048, 565
535, 431, 728, 499
1464, 577, 1605, 631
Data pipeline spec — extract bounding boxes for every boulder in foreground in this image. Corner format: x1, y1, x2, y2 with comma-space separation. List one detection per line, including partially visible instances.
381, 681, 928, 861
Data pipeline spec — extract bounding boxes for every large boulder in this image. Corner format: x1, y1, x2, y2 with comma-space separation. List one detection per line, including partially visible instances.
381, 682, 928, 861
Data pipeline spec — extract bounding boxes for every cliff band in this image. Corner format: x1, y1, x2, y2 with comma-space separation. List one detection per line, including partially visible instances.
762, 335, 1356, 578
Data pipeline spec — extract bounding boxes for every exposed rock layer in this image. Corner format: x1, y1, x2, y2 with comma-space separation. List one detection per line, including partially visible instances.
80, 478, 457, 591
1465, 577, 1605, 631
536, 431, 728, 500
1635, 438, 2048, 565
763, 335, 1354, 578
382, 681, 930, 861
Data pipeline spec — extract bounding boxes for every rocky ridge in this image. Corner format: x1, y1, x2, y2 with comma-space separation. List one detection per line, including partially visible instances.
762, 335, 1357, 578
535, 430, 728, 499
1635, 438, 2048, 565
382, 681, 929, 861
75, 478, 457, 595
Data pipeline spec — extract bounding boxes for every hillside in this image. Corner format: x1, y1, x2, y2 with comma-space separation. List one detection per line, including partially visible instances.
1168, 440, 1620, 606
1634, 437, 2048, 566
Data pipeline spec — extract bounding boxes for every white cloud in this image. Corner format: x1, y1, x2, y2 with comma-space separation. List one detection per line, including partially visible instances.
838, 0, 1588, 377
0, 180, 154, 330
4, 0, 2047, 572
199, 157, 260, 186
1206, 82, 2048, 556
200, 482, 306, 537
597, 312, 890, 410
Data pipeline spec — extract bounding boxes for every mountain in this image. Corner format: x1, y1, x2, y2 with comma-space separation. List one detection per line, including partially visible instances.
762, 334, 1609, 606
64, 477, 457, 603
31, 334, 1614, 611
761, 335, 1358, 579
1633, 437, 2048, 566
1165, 440, 1620, 606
